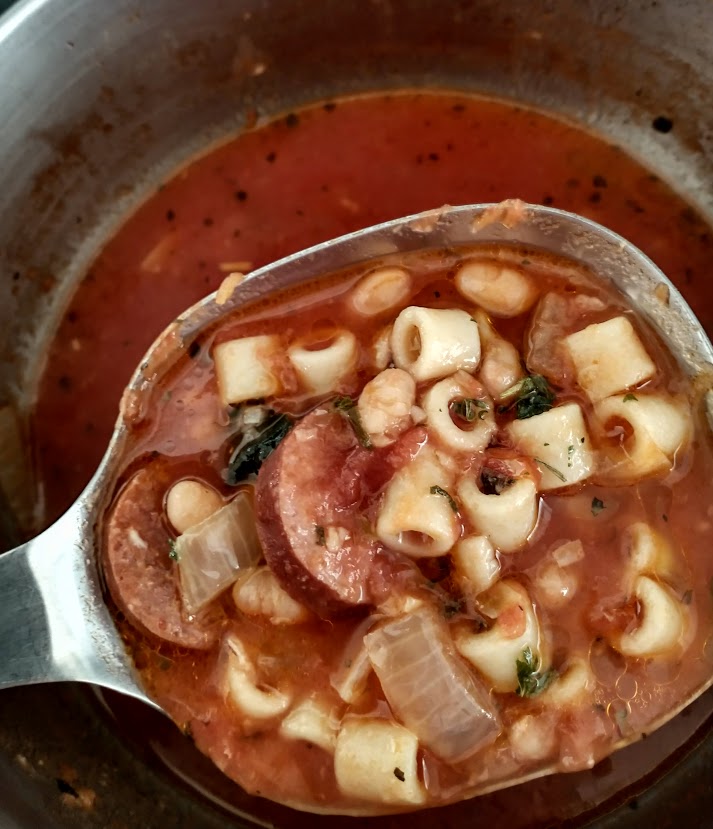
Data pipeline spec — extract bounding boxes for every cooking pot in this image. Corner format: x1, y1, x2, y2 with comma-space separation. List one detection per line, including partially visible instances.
0, 1, 712, 827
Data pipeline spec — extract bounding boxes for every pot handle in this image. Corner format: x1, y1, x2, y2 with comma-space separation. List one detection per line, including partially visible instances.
0, 503, 149, 702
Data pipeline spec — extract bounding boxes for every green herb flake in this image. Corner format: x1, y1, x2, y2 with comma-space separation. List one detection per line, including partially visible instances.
168, 539, 179, 561
430, 485, 458, 512
501, 374, 556, 419
393, 768, 406, 782
534, 457, 567, 483
591, 497, 606, 516
567, 444, 575, 467
450, 397, 488, 423
623, 393, 638, 402
315, 525, 326, 546
333, 395, 373, 449
516, 646, 555, 697
226, 411, 293, 484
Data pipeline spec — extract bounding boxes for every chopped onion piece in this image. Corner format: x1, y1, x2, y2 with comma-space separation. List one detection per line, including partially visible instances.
364, 609, 501, 763
176, 490, 262, 614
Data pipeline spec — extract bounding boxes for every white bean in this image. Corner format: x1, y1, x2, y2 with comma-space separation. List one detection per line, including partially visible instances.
166, 479, 223, 534
357, 368, 415, 447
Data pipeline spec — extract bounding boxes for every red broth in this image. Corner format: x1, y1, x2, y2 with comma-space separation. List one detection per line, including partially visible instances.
101, 240, 713, 815
31, 91, 713, 823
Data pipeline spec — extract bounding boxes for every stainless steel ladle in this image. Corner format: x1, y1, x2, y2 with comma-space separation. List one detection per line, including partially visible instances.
1, 201, 711, 709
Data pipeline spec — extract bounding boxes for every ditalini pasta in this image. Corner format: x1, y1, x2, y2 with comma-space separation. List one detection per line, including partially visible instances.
102, 240, 713, 816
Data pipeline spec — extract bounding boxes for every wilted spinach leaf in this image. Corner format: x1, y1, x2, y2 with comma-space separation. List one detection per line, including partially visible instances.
225, 411, 293, 484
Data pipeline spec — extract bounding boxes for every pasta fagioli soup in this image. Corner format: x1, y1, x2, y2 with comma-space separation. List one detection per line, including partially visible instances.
103, 240, 713, 815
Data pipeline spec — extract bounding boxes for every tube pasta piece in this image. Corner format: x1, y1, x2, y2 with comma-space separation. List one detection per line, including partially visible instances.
614, 576, 686, 658
287, 329, 358, 396
370, 324, 393, 371
509, 713, 557, 763
279, 697, 340, 753
542, 658, 594, 706
357, 368, 416, 448
624, 523, 679, 584
472, 310, 524, 399
457, 476, 537, 553
451, 535, 500, 595
165, 479, 223, 534
391, 306, 481, 382
456, 580, 544, 693
232, 566, 312, 624
376, 447, 460, 557
563, 316, 656, 403
213, 335, 281, 405
223, 634, 291, 719
455, 259, 538, 317
420, 371, 496, 453
334, 718, 426, 806
593, 393, 690, 483
505, 403, 594, 490
349, 266, 412, 317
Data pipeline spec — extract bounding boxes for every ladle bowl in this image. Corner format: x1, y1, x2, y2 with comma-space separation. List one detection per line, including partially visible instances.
1, 200, 711, 733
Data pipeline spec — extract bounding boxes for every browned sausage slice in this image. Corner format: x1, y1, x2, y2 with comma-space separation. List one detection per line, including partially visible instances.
103, 462, 223, 649
256, 408, 394, 617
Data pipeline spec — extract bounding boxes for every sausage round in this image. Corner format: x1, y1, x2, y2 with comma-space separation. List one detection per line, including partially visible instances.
103, 460, 224, 649
256, 408, 421, 618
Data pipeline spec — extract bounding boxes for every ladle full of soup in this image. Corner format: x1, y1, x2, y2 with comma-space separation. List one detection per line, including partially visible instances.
0, 201, 711, 816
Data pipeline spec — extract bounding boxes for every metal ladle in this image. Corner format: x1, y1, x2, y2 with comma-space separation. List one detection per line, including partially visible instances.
0, 201, 711, 709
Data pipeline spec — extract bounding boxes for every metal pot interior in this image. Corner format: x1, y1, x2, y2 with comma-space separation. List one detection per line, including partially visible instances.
0, 0, 712, 826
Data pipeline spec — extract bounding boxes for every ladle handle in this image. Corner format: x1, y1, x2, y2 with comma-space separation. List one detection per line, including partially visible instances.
0, 502, 148, 701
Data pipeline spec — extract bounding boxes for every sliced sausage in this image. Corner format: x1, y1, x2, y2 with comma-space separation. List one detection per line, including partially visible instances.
255, 408, 417, 618
103, 460, 223, 649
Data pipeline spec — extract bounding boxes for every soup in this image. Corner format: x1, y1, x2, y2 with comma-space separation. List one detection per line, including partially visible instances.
27, 91, 713, 824
101, 231, 713, 815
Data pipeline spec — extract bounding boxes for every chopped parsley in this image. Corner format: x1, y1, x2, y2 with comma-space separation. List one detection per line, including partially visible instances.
591, 497, 606, 516
623, 392, 638, 402
393, 767, 406, 782
226, 410, 293, 484
333, 395, 373, 449
567, 444, 575, 467
430, 485, 458, 511
534, 457, 567, 483
500, 374, 556, 419
315, 525, 326, 546
516, 646, 555, 697
450, 397, 488, 422
168, 539, 179, 561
